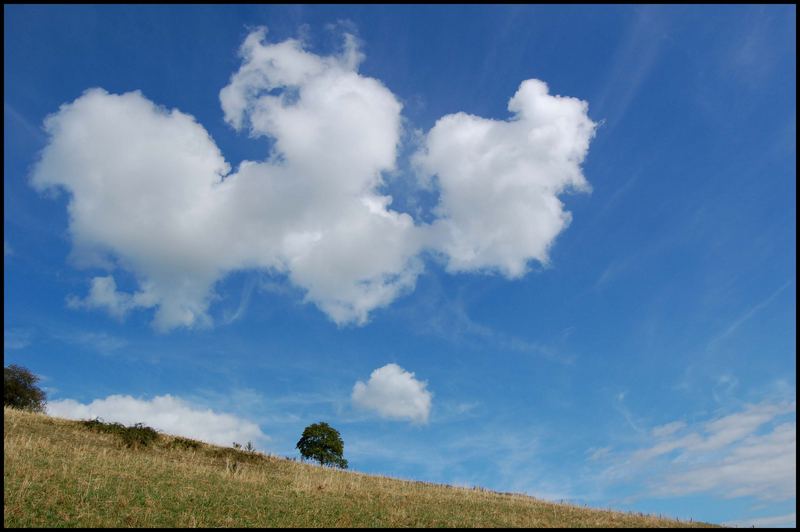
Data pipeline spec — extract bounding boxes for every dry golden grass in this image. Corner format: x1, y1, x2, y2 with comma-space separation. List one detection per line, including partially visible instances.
4, 407, 718, 528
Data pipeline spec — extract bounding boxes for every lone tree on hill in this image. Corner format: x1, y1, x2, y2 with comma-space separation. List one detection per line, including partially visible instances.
296, 421, 348, 469
4, 364, 47, 412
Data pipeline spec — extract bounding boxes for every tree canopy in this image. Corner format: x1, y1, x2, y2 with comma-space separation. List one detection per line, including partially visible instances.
4, 364, 47, 412
296, 421, 348, 469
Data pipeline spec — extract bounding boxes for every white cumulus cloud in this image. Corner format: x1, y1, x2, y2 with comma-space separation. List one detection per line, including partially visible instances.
47, 394, 268, 447
30, 27, 596, 330
352, 363, 432, 423
415, 78, 596, 277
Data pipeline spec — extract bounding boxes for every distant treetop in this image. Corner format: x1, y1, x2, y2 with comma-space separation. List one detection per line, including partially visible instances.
4, 364, 47, 412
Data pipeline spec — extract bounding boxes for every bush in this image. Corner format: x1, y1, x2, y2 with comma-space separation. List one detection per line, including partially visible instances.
170, 436, 202, 451
4, 364, 46, 412
81, 418, 159, 448
120, 423, 160, 448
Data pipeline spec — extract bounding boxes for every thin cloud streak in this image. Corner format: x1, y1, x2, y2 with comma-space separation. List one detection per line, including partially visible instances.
707, 280, 792, 350
591, 6, 668, 132
592, 397, 796, 504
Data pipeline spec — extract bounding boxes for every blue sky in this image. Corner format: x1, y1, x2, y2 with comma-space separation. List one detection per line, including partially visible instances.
4, 4, 796, 528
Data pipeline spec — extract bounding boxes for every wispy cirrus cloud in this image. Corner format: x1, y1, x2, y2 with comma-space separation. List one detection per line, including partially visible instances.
4, 328, 33, 350
347, 422, 578, 503
591, 5, 668, 131
706, 280, 792, 351
394, 280, 576, 365
595, 398, 796, 503
53, 330, 128, 354
4, 101, 47, 142
723, 511, 796, 529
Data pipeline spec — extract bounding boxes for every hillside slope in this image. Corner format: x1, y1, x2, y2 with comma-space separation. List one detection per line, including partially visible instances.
4, 408, 716, 528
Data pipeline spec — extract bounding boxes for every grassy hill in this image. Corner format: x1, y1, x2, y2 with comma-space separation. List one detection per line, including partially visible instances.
4, 407, 717, 528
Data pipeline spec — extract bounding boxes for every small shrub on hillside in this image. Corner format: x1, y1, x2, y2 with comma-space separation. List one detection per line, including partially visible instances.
81, 418, 126, 434
170, 436, 202, 450
120, 423, 159, 448
81, 418, 159, 448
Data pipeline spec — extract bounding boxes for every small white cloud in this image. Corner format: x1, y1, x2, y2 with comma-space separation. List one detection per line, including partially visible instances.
352, 363, 432, 424
67, 276, 157, 321
47, 394, 268, 448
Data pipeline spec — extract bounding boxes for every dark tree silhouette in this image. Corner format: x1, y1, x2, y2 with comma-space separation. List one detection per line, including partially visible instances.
4, 364, 46, 412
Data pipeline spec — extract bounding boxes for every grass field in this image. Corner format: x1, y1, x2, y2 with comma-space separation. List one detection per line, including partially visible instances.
4, 407, 717, 527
